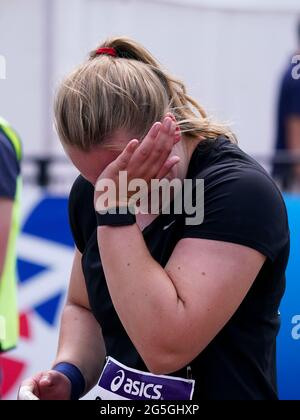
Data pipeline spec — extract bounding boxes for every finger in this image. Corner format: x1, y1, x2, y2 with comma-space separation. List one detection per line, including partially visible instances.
115, 139, 139, 170
165, 113, 181, 144
145, 117, 175, 171
150, 122, 162, 138
135, 122, 161, 162
156, 156, 181, 180
19, 384, 39, 400
157, 117, 176, 151
38, 370, 67, 388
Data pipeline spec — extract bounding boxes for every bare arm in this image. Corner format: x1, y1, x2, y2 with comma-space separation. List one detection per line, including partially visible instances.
98, 226, 265, 375
18, 247, 106, 400
0, 198, 13, 279
54, 247, 106, 394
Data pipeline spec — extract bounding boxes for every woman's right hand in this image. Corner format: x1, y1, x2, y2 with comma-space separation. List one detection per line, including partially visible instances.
18, 370, 72, 400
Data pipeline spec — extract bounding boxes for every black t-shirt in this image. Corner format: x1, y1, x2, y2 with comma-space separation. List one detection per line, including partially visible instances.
69, 136, 290, 400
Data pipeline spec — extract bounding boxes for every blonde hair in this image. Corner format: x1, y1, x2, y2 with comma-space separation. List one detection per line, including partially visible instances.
54, 36, 235, 151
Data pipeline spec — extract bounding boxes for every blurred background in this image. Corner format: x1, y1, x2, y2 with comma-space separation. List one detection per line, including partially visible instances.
0, 0, 299, 400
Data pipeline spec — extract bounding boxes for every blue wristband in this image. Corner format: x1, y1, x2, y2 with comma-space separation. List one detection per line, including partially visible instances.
53, 362, 86, 400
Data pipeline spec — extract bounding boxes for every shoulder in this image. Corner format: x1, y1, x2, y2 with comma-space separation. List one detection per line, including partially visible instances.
206, 157, 288, 231
191, 137, 285, 210
183, 144, 289, 260
221, 164, 285, 205
225, 167, 289, 235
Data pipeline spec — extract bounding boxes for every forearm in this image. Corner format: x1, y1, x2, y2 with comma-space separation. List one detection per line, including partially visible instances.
97, 224, 185, 369
54, 303, 106, 393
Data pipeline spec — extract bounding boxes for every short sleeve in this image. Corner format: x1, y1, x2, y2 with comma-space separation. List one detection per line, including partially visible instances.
68, 175, 97, 253
0, 132, 20, 199
181, 168, 290, 261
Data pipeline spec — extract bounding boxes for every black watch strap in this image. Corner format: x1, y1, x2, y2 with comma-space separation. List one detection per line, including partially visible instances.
96, 206, 136, 227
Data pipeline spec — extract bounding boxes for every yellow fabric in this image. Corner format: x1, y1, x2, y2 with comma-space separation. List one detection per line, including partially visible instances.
0, 117, 22, 160
0, 118, 22, 351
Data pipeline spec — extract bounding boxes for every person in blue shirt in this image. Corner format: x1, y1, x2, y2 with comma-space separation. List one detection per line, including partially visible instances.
273, 21, 300, 189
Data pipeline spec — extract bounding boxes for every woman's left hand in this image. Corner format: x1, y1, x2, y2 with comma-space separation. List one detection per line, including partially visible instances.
94, 115, 181, 211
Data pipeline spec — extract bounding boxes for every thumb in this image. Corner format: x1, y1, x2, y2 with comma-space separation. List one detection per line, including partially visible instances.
37, 370, 72, 400
38, 371, 56, 388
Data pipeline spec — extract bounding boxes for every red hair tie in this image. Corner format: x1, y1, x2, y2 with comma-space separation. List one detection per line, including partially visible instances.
95, 47, 117, 57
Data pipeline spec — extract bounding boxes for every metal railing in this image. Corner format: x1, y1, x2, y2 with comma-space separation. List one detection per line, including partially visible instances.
22, 152, 300, 192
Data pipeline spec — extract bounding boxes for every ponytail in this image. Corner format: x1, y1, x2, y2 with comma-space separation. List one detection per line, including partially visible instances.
55, 36, 235, 151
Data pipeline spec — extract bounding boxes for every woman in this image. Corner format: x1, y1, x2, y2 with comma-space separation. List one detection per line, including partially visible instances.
19, 37, 289, 401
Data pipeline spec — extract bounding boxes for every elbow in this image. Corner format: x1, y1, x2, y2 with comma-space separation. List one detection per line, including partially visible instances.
142, 350, 190, 376
141, 338, 206, 376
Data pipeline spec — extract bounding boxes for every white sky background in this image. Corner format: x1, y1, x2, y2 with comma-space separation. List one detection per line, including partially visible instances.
151, 0, 300, 12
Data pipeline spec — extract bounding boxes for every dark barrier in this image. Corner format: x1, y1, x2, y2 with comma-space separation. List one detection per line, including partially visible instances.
277, 194, 300, 400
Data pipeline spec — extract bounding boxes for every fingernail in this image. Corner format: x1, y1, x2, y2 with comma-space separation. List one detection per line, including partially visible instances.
152, 123, 161, 137
131, 140, 139, 150
41, 375, 51, 384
